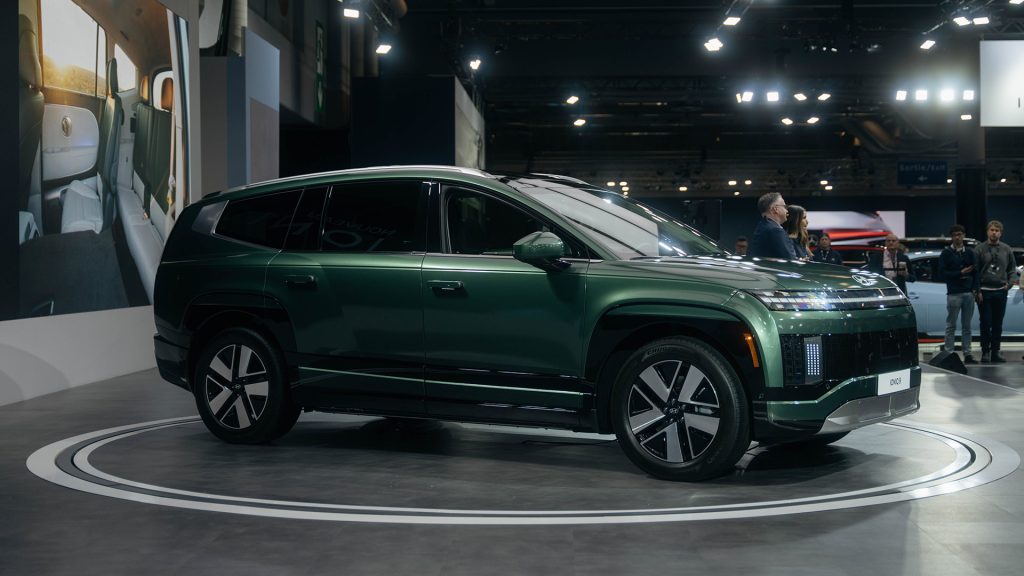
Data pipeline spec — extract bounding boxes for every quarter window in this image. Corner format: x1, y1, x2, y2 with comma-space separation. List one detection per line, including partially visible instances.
321, 181, 424, 253
114, 44, 137, 93
216, 190, 301, 249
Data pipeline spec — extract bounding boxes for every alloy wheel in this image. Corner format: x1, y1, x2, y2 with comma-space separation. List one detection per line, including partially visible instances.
203, 344, 270, 430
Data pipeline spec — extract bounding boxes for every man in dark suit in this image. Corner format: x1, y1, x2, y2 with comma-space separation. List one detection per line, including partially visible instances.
867, 233, 915, 293
748, 193, 797, 259
811, 233, 844, 266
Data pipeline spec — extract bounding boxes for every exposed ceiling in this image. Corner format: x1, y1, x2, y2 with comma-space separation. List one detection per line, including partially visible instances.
388, 0, 1024, 197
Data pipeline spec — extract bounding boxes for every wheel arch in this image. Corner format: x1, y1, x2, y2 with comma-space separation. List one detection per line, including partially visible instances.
585, 304, 766, 434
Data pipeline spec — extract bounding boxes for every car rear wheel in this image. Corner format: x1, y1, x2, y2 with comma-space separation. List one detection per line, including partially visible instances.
193, 328, 300, 444
611, 337, 750, 481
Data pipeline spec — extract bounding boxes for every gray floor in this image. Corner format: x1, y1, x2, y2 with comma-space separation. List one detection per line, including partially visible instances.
2, 360, 1023, 576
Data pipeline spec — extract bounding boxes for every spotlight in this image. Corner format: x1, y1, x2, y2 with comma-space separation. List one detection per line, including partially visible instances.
915, 89, 928, 101
744, 180, 752, 185
807, 116, 820, 124
947, 178, 953, 183
1012, 0, 1024, 5
794, 93, 807, 101
573, 118, 586, 127
953, 16, 971, 26
896, 90, 908, 101
566, 95, 580, 105
940, 89, 955, 102
973, 17, 990, 25
723, 16, 741, 26
679, 186, 688, 192
622, 186, 630, 192
375, 44, 392, 55
607, 181, 616, 187
920, 40, 936, 50
820, 180, 829, 185
619, 181, 628, 186
742, 91, 754, 102
767, 91, 780, 102
1000, 178, 1007, 183
469, 58, 482, 70
961, 114, 973, 120
704, 38, 724, 52
733, 191, 741, 196
781, 117, 794, 125
817, 93, 831, 101
736, 93, 743, 103
963, 90, 975, 101
824, 185, 833, 191
728, 180, 738, 186
343, 8, 360, 19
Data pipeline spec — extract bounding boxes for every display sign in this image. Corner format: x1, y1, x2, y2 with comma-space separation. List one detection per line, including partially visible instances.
897, 161, 947, 186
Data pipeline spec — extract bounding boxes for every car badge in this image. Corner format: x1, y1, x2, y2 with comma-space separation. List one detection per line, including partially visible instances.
852, 274, 878, 287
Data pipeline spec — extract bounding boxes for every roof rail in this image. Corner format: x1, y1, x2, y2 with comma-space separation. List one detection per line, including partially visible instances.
215, 165, 496, 197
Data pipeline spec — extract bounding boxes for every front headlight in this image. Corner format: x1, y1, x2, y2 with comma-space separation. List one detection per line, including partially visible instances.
746, 288, 908, 311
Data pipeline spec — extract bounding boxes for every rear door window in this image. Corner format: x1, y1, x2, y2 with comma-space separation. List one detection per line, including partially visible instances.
216, 190, 301, 249
321, 181, 425, 253
284, 187, 328, 251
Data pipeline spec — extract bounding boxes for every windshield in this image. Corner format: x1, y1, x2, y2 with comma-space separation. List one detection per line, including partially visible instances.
504, 177, 724, 259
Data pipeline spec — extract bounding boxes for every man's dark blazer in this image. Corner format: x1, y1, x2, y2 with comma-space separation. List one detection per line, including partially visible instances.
812, 248, 844, 266
749, 217, 797, 259
867, 250, 915, 293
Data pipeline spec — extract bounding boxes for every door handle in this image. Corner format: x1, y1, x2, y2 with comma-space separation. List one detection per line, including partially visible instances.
284, 274, 317, 288
427, 280, 464, 292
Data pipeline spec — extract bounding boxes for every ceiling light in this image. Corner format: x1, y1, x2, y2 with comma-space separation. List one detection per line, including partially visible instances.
619, 181, 628, 186
469, 58, 482, 70
741, 91, 754, 102
375, 44, 392, 55
735, 93, 743, 103
343, 8, 360, 19
915, 89, 928, 101
679, 186, 688, 192
622, 186, 630, 192
947, 178, 953, 184
573, 118, 586, 126
807, 116, 820, 124
794, 93, 807, 101
566, 95, 579, 105
962, 89, 975, 101
824, 185, 834, 191
723, 16, 741, 26
961, 114, 973, 120
781, 117, 794, 125
818, 93, 831, 101
1000, 178, 1007, 183
607, 181, 616, 187
1012, 0, 1024, 5
820, 180, 829, 185
728, 180, 738, 186
733, 191, 741, 196
767, 91, 780, 102
953, 16, 971, 26
920, 40, 936, 50
744, 180, 752, 185
940, 88, 955, 102
973, 16, 990, 25
896, 90, 908, 101
704, 38, 724, 52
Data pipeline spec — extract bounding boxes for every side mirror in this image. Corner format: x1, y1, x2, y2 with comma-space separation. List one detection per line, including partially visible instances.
513, 231, 570, 271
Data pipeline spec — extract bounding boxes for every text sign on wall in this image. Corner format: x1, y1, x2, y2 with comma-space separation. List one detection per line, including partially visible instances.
897, 161, 947, 186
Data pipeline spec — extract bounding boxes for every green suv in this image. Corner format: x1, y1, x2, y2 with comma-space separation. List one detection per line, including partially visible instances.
154, 166, 920, 481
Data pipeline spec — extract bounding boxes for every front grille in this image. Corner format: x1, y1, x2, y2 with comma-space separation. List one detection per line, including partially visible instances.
780, 327, 918, 387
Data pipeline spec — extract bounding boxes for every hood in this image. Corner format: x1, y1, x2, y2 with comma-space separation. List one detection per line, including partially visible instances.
614, 256, 897, 294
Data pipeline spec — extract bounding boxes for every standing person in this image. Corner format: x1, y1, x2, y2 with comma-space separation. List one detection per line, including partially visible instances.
973, 220, 1019, 363
867, 233, 915, 293
812, 233, 844, 265
783, 204, 811, 260
749, 193, 797, 259
734, 236, 748, 256
939, 225, 978, 364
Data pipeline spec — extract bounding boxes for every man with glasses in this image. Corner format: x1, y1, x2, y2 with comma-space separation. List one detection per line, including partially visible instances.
749, 193, 797, 259
868, 233, 914, 294
939, 225, 979, 364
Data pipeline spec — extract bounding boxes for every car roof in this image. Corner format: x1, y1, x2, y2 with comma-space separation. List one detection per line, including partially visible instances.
201, 165, 500, 203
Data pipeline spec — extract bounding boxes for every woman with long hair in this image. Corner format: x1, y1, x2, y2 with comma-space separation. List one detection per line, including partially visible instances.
784, 204, 811, 260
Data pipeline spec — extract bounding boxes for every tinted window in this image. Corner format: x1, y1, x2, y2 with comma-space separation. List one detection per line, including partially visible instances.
216, 190, 300, 248
285, 187, 328, 251
321, 181, 424, 253
446, 189, 552, 256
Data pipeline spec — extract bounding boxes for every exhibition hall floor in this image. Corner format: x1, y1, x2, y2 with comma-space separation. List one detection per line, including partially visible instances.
2, 360, 1023, 575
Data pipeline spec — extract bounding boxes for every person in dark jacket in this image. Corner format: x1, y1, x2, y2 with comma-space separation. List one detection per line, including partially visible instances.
973, 220, 1019, 363
748, 193, 797, 259
939, 224, 978, 364
867, 233, 915, 293
812, 233, 844, 266
784, 204, 811, 260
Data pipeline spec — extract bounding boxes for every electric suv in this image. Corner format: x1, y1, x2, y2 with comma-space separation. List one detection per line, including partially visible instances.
154, 166, 920, 481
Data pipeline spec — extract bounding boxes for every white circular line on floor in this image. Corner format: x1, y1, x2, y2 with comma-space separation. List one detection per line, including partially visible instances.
26, 417, 1019, 525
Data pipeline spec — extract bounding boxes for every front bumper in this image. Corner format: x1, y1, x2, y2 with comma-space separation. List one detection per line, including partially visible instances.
765, 365, 922, 433
154, 334, 190, 391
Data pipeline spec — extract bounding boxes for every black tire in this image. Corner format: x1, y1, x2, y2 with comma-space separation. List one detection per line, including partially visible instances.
192, 328, 300, 444
611, 337, 750, 481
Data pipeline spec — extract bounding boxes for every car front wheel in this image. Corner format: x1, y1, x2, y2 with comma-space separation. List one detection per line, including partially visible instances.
611, 337, 750, 481
192, 328, 300, 444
